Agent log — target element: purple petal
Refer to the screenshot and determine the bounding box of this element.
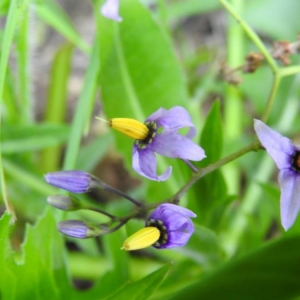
[254,119,294,169]
[146,106,196,138]
[146,108,167,123]
[167,231,193,247]
[100,0,122,22]
[149,204,196,220]
[279,169,300,230]
[132,145,172,181]
[149,130,206,161]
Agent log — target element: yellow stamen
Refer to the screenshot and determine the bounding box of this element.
[110,118,149,140]
[121,227,160,251]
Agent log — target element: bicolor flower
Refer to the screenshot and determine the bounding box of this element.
[100,0,122,22]
[109,106,206,181]
[122,203,196,250]
[44,170,99,193]
[254,119,300,230]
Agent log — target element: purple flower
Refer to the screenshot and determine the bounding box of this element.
[100,0,122,22]
[145,203,196,249]
[44,170,99,193]
[132,106,206,181]
[254,119,300,230]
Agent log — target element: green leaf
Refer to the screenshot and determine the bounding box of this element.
[63,37,100,170]
[0,209,75,299]
[1,123,70,154]
[0,213,17,300]
[41,43,74,171]
[98,0,189,198]
[170,235,300,300]
[15,209,71,299]
[166,0,220,20]
[107,264,170,300]
[177,224,225,270]
[76,133,114,172]
[34,0,89,53]
[245,0,300,40]
[189,101,227,225]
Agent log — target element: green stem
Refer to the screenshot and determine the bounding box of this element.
[218,0,279,74]
[169,141,259,203]
[92,142,259,235]
[223,0,244,194]
[279,65,300,78]
[261,74,281,122]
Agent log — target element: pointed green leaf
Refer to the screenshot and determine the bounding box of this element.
[189,101,227,225]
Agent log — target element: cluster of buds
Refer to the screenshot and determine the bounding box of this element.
[45,170,196,251]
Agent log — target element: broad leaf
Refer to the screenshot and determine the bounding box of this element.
[170,235,300,300]
[98,0,189,199]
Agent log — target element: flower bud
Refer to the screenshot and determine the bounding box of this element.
[57,220,108,238]
[47,195,81,211]
[44,171,99,193]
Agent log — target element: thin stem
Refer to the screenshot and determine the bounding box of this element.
[279,65,300,78]
[182,159,198,173]
[100,181,143,207]
[261,74,281,122]
[218,0,279,74]
[87,206,117,220]
[169,141,259,203]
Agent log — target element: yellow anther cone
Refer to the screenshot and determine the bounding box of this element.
[110,118,149,140]
[121,227,160,251]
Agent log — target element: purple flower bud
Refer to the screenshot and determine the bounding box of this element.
[57,220,89,238]
[145,203,196,249]
[44,171,99,193]
[57,220,109,239]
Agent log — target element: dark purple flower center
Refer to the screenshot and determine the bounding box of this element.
[135,121,157,149]
[292,151,300,171]
[146,218,168,248]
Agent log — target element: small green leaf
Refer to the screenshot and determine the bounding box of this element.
[189,101,227,225]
